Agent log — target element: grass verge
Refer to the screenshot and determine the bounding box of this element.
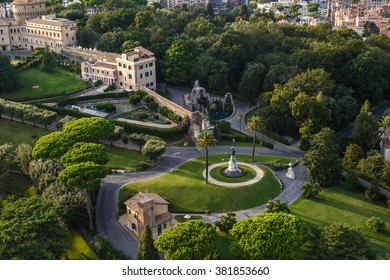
[290,187,390,254]
[1,67,90,101]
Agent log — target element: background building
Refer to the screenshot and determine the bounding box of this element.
[81,46,157,91]
[0,0,77,52]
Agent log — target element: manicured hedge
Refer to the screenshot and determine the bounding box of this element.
[113,119,186,138]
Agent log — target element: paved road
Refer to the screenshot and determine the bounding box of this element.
[96,86,308,259]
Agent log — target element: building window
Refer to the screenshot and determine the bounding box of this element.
[149,62,153,67]
[128,74,132,79]
[128,209,131,215]
[66,33,68,37]
[145,72,149,77]
[120,82,123,86]
[134,213,137,219]
[150,71,152,75]
[164,223,167,229]
[128,65,131,70]
[118,63,122,67]
[140,73,143,79]
[150,82,154,86]
[119,71,122,76]
[139,65,143,70]
[146,83,149,87]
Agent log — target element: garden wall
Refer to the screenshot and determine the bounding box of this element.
[138,85,204,136]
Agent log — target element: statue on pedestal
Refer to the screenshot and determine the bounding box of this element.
[285,162,295,179]
[225,147,242,177]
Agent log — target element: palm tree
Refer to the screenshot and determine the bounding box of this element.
[372,115,390,150]
[246,115,265,161]
[196,129,217,184]
[237,114,243,132]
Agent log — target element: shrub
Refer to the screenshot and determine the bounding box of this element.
[148,101,158,111]
[215,120,232,133]
[215,212,237,235]
[95,237,129,260]
[104,84,116,92]
[159,106,183,123]
[143,94,154,104]
[365,183,380,202]
[96,102,116,113]
[129,92,141,105]
[341,171,363,191]
[121,134,129,144]
[366,216,385,232]
[94,80,103,87]
[301,182,321,199]
[142,139,166,161]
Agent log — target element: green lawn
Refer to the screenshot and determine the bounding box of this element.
[106,146,151,171]
[1,67,90,101]
[119,154,289,213]
[0,118,49,146]
[62,231,99,260]
[210,165,257,183]
[217,231,235,260]
[290,187,390,254]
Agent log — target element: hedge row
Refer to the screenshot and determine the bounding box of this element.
[57,91,131,105]
[0,98,57,128]
[113,119,187,139]
[221,133,274,149]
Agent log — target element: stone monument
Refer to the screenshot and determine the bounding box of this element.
[285,162,295,179]
[224,147,242,177]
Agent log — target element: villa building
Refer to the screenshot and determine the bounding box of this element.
[0,0,76,52]
[123,192,173,240]
[80,46,157,91]
[379,127,390,161]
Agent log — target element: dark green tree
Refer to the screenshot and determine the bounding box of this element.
[58,161,109,232]
[137,224,160,260]
[342,143,364,170]
[238,62,266,100]
[362,21,380,38]
[0,196,68,259]
[215,212,237,235]
[301,182,321,199]
[364,182,381,202]
[42,183,87,228]
[0,55,17,93]
[40,44,56,72]
[353,100,378,151]
[317,223,372,260]
[154,220,218,260]
[28,158,63,193]
[265,199,291,213]
[302,128,342,187]
[163,39,199,84]
[357,154,384,181]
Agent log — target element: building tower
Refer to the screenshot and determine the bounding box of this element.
[12,0,46,24]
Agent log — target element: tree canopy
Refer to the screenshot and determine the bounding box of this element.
[0,55,17,93]
[230,212,306,259]
[154,220,218,260]
[0,196,68,259]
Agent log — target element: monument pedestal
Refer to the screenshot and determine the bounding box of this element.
[224,154,242,177]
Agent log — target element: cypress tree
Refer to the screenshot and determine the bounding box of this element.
[137,224,159,260]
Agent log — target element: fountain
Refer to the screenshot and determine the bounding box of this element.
[224,147,242,177]
[184,80,234,121]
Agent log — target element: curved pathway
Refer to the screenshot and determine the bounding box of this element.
[96,146,308,258]
[203,162,264,188]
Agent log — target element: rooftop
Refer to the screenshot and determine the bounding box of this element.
[27,15,75,27]
[124,192,169,212]
[118,46,155,62]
